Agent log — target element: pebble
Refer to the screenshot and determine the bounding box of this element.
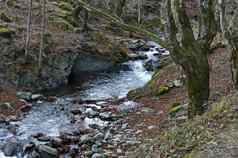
[91,153,104,158]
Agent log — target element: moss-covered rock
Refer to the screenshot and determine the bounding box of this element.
[156,84,169,96]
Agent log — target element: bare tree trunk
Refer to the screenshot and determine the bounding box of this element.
[137,0,141,24]
[39,0,46,69]
[83,9,89,31]
[25,0,33,58]
[221,0,238,88]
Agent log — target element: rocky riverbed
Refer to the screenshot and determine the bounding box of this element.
[0,41,170,158]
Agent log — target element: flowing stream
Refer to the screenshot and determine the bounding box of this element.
[0,43,164,157]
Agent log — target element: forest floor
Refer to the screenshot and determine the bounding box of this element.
[123,47,237,157]
[0,47,236,158]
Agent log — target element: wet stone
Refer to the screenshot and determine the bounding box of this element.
[51,138,63,147]
[94,132,104,141]
[91,144,102,153]
[37,145,58,158]
[80,134,95,145]
[2,137,20,157]
[86,108,99,118]
[91,153,104,158]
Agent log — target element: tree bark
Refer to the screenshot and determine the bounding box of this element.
[185,50,209,118]
[39,0,46,69]
[137,0,141,24]
[25,0,33,58]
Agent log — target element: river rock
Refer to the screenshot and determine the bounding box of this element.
[51,138,63,147]
[127,52,148,60]
[2,137,20,156]
[19,100,32,112]
[128,39,149,52]
[16,92,32,101]
[70,53,115,83]
[99,112,111,121]
[144,59,160,71]
[94,132,104,141]
[85,108,99,118]
[91,153,104,158]
[27,150,41,158]
[80,134,95,145]
[37,145,58,158]
[91,144,102,153]
[31,94,44,101]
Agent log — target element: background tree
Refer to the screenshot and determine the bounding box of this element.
[39,0,47,69]
[137,0,142,24]
[25,0,33,58]
[220,0,238,88]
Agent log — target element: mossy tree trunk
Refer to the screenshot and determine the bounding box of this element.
[166,0,216,118]
[185,51,209,117]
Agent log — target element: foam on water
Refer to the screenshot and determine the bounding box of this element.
[79,51,155,101]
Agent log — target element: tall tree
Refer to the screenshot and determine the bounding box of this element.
[77,0,217,118]
[220,0,238,88]
[137,0,142,24]
[166,0,217,118]
[39,0,46,68]
[25,0,33,58]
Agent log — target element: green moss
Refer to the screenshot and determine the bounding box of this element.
[127,88,147,100]
[156,85,169,96]
[0,12,12,23]
[0,25,14,38]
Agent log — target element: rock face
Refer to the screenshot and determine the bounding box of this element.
[0,34,129,91]
[0,36,77,91]
[70,54,114,83]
